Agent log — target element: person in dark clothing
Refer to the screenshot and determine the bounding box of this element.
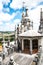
[17,40,21,52]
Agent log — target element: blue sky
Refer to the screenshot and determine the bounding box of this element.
[0,0,43,31]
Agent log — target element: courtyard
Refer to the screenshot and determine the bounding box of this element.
[3,52,35,65]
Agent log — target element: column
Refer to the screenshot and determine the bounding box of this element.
[8,36,10,46]
[2,33,5,42]
[30,39,32,54]
[2,34,5,51]
[38,39,41,50]
[22,39,24,51]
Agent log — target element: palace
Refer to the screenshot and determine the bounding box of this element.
[0,3,43,56]
[0,2,43,65]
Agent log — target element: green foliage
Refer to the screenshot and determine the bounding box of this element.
[0,43,2,46]
[5,38,8,41]
[0,38,3,41]
[10,37,14,42]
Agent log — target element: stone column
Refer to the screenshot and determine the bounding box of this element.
[22,39,24,51]
[8,36,10,46]
[30,39,32,54]
[38,39,41,50]
[2,33,5,42]
[41,37,43,51]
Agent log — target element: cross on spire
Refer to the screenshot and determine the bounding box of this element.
[22,2,25,11]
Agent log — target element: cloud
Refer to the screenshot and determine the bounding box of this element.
[10,0,43,9]
[0,22,3,25]
[0,0,43,31]
[0,12,16,22]
[10,0,23,9]
[5,22,15,31]
[3,7,10,13]
[0,0,5,11]
[2,0,10,5]
[0,23,14,31]
[0,19,21,31]
[0,3,3,11]
[28,5,43,31]
[0,0,14,22]
[14,19,21,25]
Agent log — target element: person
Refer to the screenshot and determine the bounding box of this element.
[8,56,14,65]
[3,52,5,60]
[33,55,39,65]
[18,40,21,52]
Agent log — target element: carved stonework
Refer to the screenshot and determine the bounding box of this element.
[39,8,43,34]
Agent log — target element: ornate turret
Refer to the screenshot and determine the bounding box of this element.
[20,2,33,32]
[38,8,43,34]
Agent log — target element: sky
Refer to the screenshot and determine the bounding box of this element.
[0,0,43,31]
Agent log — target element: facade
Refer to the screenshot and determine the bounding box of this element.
[15,5,33,50]
[15,5,43,54]
[19,30,41,54]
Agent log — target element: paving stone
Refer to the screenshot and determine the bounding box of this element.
[3,52,34,65]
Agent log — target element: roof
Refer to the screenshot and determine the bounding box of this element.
[19,30,41,38]
[0,33,14,39]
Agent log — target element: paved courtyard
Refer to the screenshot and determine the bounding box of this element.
[3,52,35,65]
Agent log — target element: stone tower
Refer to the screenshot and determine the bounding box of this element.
[20,2,32,33]
[39,8,43,34]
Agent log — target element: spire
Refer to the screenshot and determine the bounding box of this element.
[22,2,25,11]
[38,8,43,34]
[25,6,28,17]
[22,2,28,17]
[22,2,25,17]
[40,8,43,21]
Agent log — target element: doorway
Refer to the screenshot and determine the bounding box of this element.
[32,39,38,54]
[23,39,30,54]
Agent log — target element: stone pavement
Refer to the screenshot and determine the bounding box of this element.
[3,52,35,65]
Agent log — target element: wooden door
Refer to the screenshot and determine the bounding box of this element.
[32,39,38,54]
[23,39,30,54]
